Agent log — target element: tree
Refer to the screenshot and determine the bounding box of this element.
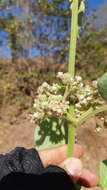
[0,0,35,62]
[31,0,71,62]
[0,0,107,70]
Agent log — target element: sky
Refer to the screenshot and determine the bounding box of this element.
[0,0,107,58]
[89,0,107,8]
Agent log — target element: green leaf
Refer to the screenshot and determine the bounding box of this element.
[78,0,85,14]
[70,0,85,38]
[34,118,67,150]
[99,160,107,190]
[77,0,85,37]
[97,73,107,101]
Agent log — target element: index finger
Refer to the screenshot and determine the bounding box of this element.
[39,144,84,167]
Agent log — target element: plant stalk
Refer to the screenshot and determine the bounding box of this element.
[78,105,107,126]
[67,105,107,128]
[68,0,79,157]
[68,0,79,76]
[67,105,76,157]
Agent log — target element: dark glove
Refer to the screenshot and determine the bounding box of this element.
[0,147,75,190]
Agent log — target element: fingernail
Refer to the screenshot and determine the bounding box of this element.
[65,158,83,182]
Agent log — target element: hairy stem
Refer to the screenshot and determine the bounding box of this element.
[67,0,79,157]
[68,0,79,76]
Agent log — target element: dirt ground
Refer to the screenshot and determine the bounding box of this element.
[0,105,107,190]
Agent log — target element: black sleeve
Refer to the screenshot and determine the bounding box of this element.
[0,147,75,190]
[0,147,44,180]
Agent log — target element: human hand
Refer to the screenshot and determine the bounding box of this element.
[39,144,99,187]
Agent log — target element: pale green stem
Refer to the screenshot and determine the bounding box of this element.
[67,0,79,157]
[68,124,76,156]
[67,106,76,157]
[66,105,107,127]
[68,0,79,76]
[78,105,107,126]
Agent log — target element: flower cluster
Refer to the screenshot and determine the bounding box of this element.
[31,72,105,123]
[31,80,69,123]
[74,80,104,118]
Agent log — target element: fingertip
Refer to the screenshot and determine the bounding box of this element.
[78,169,99,187]
[60,158,83,183]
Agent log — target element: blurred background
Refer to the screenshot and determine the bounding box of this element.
[0,1,107,189]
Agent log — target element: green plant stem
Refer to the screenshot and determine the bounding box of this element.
[67,0,79,157]
[68,0,79,76]
[67,106,76,157]
[66,105,107,128]
[78,105,107,126]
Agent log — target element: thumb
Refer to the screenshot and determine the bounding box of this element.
[59,157,83,183]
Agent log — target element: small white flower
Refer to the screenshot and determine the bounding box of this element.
[86,97,92,101]
[79,83,84,87]
[101,117,104,121]
[75,103,81,108]
[38,94,47,99]
[51,85,57,91]
[96,127,101,132]
[70,77,74,82]
[32,112,39,119]
[92,80,97,87]
[42,82,49,87]
[75,76,82,82]
[80,99,87,105]
[85,86,91,92]
[57,72,63,77]
[78,95,84,100]
[66,101,69,105]
[57,109,62,114]
[33,103,37,108]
